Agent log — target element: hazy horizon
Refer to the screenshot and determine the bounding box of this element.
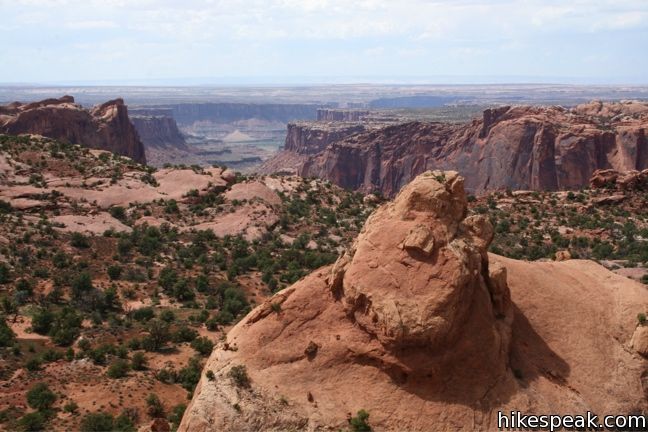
[1,0,647,85]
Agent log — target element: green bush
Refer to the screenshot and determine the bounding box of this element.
[107,265,123,281]
[0,317,16,347]
[109,206,126,221]
[26,382,57,411]
[146,393,164,418]
[70,232,90,248]
[228,365,250,388]
[0,262,11,284]
[107,359,130,379]
[0,200,12,214]
[190,337,214,357]
[350,409,372,432]
[130,307,155,322]
[131,352,147,370]
[80,412,115,432]
[18,412,45,432]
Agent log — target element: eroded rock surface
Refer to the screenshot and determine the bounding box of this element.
[264,101,648,197]
[180,171,648,431]
[0,96,146,163]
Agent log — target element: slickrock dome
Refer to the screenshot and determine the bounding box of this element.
[180,171,648,432]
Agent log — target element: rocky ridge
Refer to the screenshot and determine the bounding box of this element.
[0,96,146,164]
[263,101,648,197]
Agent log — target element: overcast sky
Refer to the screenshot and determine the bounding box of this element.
[1,0,647,84]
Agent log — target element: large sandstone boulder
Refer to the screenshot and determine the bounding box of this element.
[180,171,648,431]
[180,171,516,431]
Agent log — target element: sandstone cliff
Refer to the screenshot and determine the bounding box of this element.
[0,96,146,163]
[284,122,368,155]
[267,101,648,196]
[316,109,369,122]
[130,114,187,150]
[179,171,648,431]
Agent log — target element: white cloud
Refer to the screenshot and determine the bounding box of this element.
[65,20,118,29]
[0,0,647,82]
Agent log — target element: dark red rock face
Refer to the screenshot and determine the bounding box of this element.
[287,102,648,196]
[0,96,146,164]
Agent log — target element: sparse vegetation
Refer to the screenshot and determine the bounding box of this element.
[228,364,251,388]
[0,135,374,431]
[349,409,372,432]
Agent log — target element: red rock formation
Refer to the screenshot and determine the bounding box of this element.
[179,171,648,431]
[590,168,648,190]
[284,122,367,155]
[268,101,648,196]
[0,96,146,163]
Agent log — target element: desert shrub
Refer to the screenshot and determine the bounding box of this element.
[171,278,195,301]
[164,199,179,214]
[195,274,210,293]
[17,412,45,432]
[350,409,372,432]
[205,317,219,331]
[71,272,94,297]
[70,232,90,248]
[25,358,42,371]
[63,401,78,413]
[146,393,164,417]
[0,317,16,347]
[190,336,214,357]
[177,356,203,392]
[214,309,234,325]
[228,365,250,388]
[168,404,186,428]
[638,313,647,326]
[171,325,198,343]
[159,309,175,323]
[31,308,54,335]
[0,200,12,214]
[109,206,126,221]
[143,319,170,352]
[0,263,11,284]
[52,251,70,269]
[114,413,136,432]
[131,352,147,370]
[26,382,56,411]
[80,412,115,432]
[107,359,130,379]
[49,308,83,346]
[158,266,178,291]
[155,368,177,384]
[130,307,155,322]
[592,242,613,260]
[107,265,122,281]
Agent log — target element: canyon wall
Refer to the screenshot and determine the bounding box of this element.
[267,101,648,196]
[316,108,369,121]
[130,114,187,150]
[284,122,368,155]
[0,96,146,163]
